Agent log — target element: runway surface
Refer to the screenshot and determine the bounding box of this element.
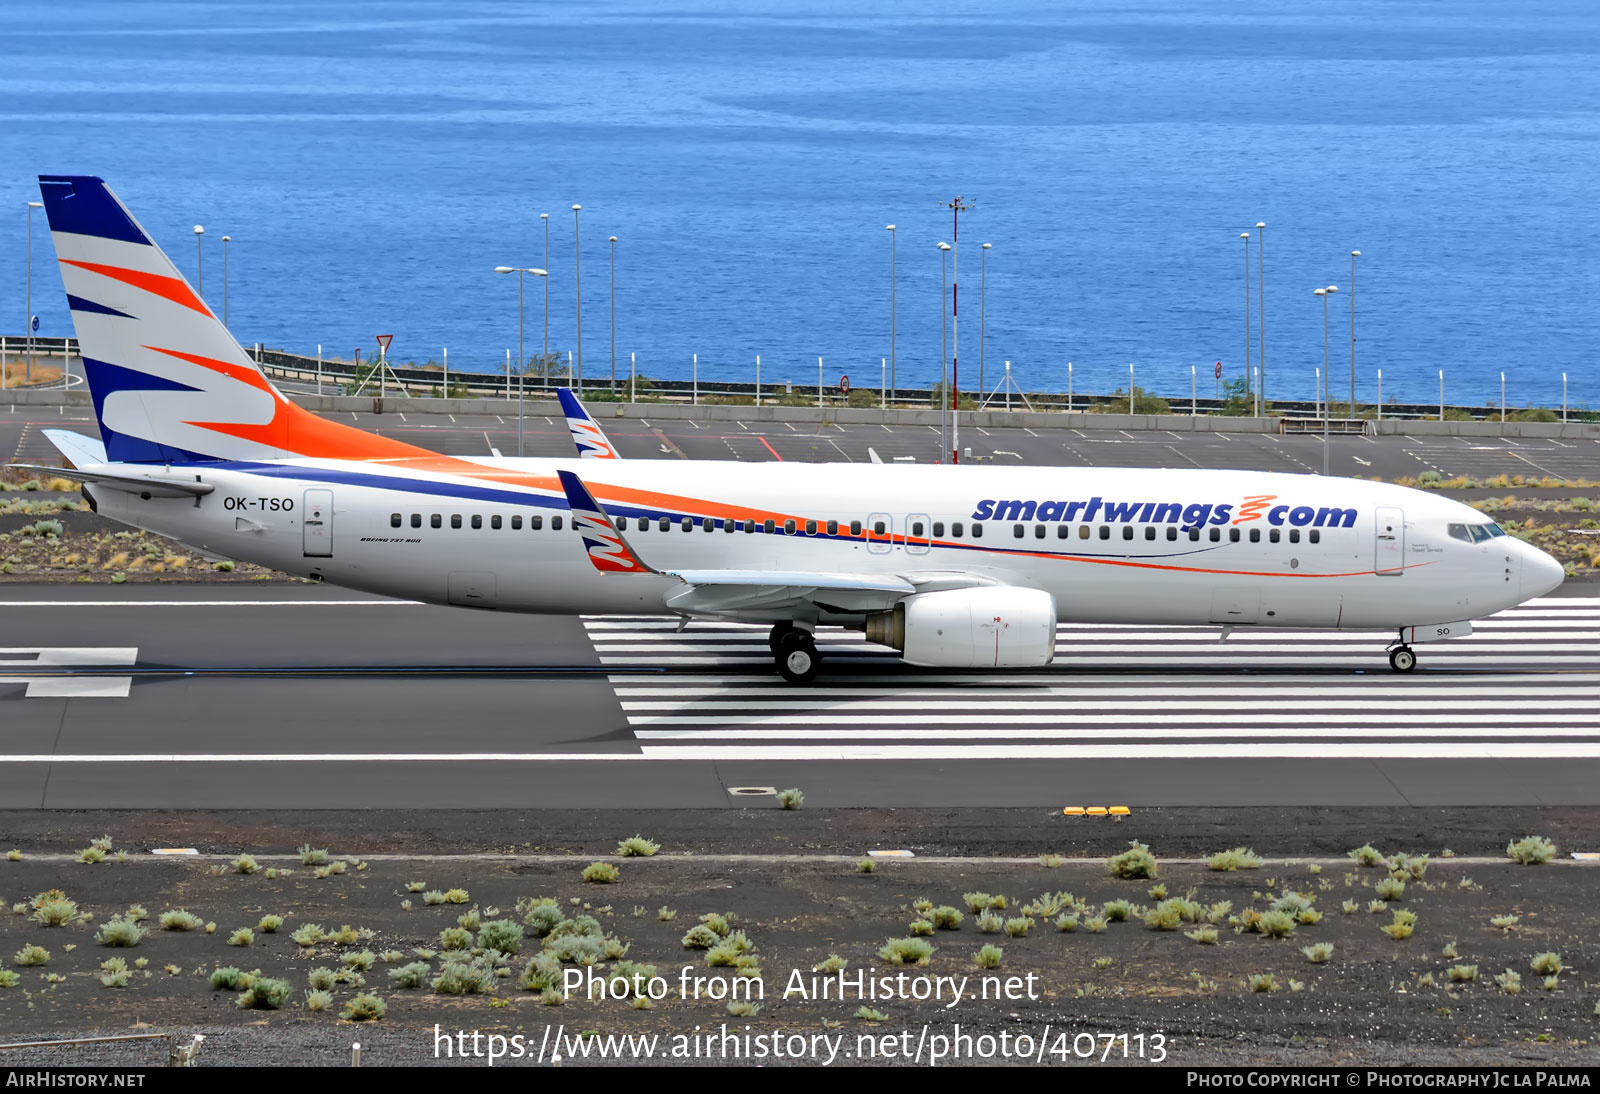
[7,402,1600,481]
[2,585,1597,809]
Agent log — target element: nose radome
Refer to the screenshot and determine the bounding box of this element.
[1522,541,1565,599]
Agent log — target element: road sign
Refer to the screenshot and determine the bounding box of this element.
[1214,361,1222,379]
[375,334,394,357]
[30,315,39,332]
[839,375,850,395]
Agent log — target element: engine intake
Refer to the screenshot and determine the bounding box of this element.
[866,587,1057,668]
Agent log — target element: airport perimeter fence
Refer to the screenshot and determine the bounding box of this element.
[3,335,1593,426]
[242,345,1592,426]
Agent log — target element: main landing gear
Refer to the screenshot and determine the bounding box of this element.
[770,622,821,684]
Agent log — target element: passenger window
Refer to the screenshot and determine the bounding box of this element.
[808,520,819,535]
[492,515,502,530]
[1058,525,1070,539]
[1145,527,1156,540]
[471,514,482,530]
[768,520,778,534]
[725,519,735,533]
[931,522,943,537]
[511,515,522,530]
[656,517,668,531]
[951,522,963,538]
[1228,527,1239,542]
[389,513,401,528]
[972,523,983,538]
[1189,528,1201,541]
[850,521,862,536]
[785,520,796,534]
[828,520,839,536]
[551,516,563,530]
[1308,529,1320,544]
[1289,529,1301,543]
[1269,528,1280,543]
[1079,526,1090,540]
[450,515,462,530]
[1099,526,1111,540]
[1123,526,1134,540]
[1208,527,1220,542]
[1249,528,1260,543]
[744,520,755,533]
[677,517,689,532]
[411,514,421,529]
[529,515,542,531]
[1035,525,1046,539]
[1013,524,1025,539]
[431,514,442,529]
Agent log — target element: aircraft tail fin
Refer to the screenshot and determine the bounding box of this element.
[556,469,656,574]
[557,387,621,459]
[37,175,429,464]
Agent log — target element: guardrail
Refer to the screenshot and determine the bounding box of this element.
[1279,417,1371,435]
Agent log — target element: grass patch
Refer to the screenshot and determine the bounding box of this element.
[1348,844,1385,867]
[13,945,49,967]
[342,992,386,1021]
[1448,964,1478,983]
[1491,915,1519,930]
[238,977,292,1009]
[1106,840,1158,879]
[228,928,254,947]
[777,788,804,810]
[1506,835,1557,864]
[1185,927,1219,945]
[257,915,283,933]
[582,862,620,884]
[231,854,259,875]
[878,937,934,966]
[95,918,145,947]
[304,989,332,1012]
[290,923,325,947]
[1530,952,1563,975]
[616,835,660,857]
[1380,910,1418,940]
[1248,973,1279,993]
[1207,847,1264,871]
[975,944,1003,969]
[1301,942,1334,964]
[1494,969,1522,994]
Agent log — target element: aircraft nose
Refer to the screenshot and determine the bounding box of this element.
[1521,541,1565,599]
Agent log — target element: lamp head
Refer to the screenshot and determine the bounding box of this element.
[222,235,230,242]
[1351,250,1361,257]
[193,225,204,235]
[982,242,992,249]
[494,266,515,274]
[26,201,42,209]
[1256,221,1265,229]
[937,242,951,250]
[540,213,548,220]
[885,224,895,231]
[609,235,617,243]
[1240,232,1249,239]
[571,204,582,211]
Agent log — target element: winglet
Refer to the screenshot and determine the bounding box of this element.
[557,388,621,459]
[556,470,655,574]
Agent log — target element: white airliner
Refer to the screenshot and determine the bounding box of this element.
[25,175,1564,682]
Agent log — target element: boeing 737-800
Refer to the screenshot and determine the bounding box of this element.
[23,176,1564,682]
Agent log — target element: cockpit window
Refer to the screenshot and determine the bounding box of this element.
[1450,521,1503,543]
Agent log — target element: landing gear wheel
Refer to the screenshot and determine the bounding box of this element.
[1389,646,1416,673]
[768,622,797,655]
[775,632,821,683]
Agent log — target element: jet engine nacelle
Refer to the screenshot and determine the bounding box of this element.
[865,587,1057,668]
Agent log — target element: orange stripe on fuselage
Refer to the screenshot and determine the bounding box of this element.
[59,259,209,315]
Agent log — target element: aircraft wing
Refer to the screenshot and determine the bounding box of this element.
[555,469,993,617]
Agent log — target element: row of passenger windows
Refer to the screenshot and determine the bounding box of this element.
[389,510,1319,545]
[1006,522,1320,544]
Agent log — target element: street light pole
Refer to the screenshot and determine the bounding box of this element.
[193,225,205,296]
[1256,222,1265,412]
[572,204,582,391]
[609,235,617,390]
[25,200,42,382]
[1349,250,1360,416]
[942,196,972,464]
[938,242,950,461]
[496,266,549,457]
[886,225,896,403]
[980,242,991,400]
[540,212,549,390]
[1316,285,1339,476]
[1241,232,1251,406]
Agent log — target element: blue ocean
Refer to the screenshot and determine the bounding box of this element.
[3,0,1597,409]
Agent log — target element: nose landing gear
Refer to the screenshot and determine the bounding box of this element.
[1386,632,1417,673]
